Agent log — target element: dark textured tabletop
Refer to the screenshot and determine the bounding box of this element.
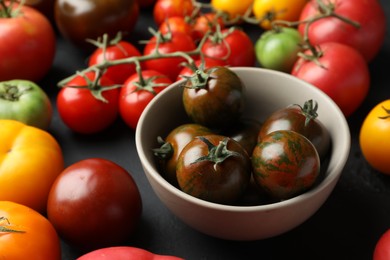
[40,1,390,259]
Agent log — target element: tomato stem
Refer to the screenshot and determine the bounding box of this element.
[0,217,25,233]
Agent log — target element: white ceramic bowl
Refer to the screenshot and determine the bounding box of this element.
[135,67,350,240]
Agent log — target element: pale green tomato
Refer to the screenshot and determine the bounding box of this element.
[255,27,303,73]
[0,80,52,129]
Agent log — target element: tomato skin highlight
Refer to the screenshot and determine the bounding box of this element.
[291,42,370,117]
[0,2,56,82]
[47,158,142,252]
[298,0,386,62]
[251,130,320,200]
[359,100,390,175]
[0,201,62,260]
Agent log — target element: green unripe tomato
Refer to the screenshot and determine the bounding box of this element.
[0,80,52,129]
[255,27,303,73]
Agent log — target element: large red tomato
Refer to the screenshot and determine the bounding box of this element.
[0,1,56,82]
[47,158,142,252]
[291,42,370,117]
[298,0,386,62]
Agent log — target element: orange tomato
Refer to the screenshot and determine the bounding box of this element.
[360,100,390,175]
[253,0,309,30]
[0,120,64,213]
[211,0,254,19]
[0,201,61,260]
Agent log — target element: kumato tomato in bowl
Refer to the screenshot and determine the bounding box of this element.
[135,67,350,240]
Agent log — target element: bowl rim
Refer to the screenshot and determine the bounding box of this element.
[136,67,351,213]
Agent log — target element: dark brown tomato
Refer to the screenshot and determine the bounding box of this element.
[223,118,262,156]
[258,100,330,159]
[251,130,321,200]
[25,0,55,21]
[54,0,139,50]
[153,123,213,186]
[182,66,245,129]
[176,134,251,204]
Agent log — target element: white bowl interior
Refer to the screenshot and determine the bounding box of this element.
[136,67,350,240]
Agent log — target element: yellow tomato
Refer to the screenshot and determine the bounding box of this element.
[360,100,390,175]
[0,120,64,213]
[0,201,61,260]
[211,0,254,19]
[253,0,309,30]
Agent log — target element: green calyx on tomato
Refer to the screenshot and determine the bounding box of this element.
[153,136,174,160]
[0,0,21,18]
[193,136,242,165]
[293,99,319,126]
[0,216,25,233]
[378,106,390,119]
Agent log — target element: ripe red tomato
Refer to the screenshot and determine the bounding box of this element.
[55,0,139,50]
[88,40,141,84]
[47,158,142,252]
[192,12,225,42]
[77,246,184,260]
[159,16,194,40]
[298,0,386,62]
[119,70,172,129]
[201,28,255,67]
[0,1,56,82]
[143,32,197,81]
[57,71,120,134]
[153,0,194,26]
[374,229,390,260]
[291,42,370,117]
[0,201,62,260]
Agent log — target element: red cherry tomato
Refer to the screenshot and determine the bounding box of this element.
[143,32,197,81]
[192,12,225,42]
[119,70,172,129]
[153,0,194,26]
[88,40,141,84]
[159,16,194,39]
[201,28,255,67]
[374,229,390,260]
[57,71,120,134]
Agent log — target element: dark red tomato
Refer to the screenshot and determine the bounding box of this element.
[251,130,320,200]
[143,32,197,81]
[57,71,119,134]
[374,229,390,260]
[291,42,370,117]
[258,100,330,159]
[298,0,386,62]
[47,158,142,253]
[159,16,194,40]
[0,2,56,82]
[153,123,214,186]
[176,57,227,81]
[192,12,225,42]
[77,246,184,260]
[183,66,245,129]
[55,0,139,50]
[153,0,194,26]
[176,135,251,204]
[88,40,141,84]
[119,70,172,130]
[201,28,255,67]
[223,118,262,156]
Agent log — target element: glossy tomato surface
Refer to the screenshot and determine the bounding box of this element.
[0,2,56,82]
[153,0,194,25]
[251,130,321,200]
[0,201,61,260]
[47,158,142,252]
[0,120,64,213]
[55,0,139,50]
[176,135,252,204]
